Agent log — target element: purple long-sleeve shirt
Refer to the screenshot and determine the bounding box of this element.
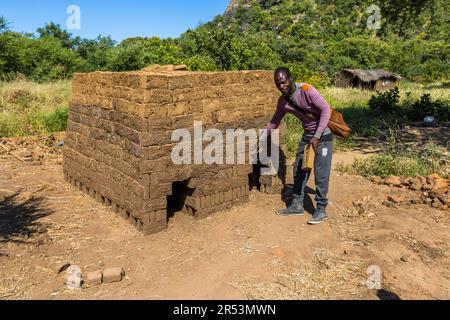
[266,83,332,139]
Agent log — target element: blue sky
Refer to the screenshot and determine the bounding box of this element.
[1,0,230,41]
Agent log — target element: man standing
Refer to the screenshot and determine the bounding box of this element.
[266,67,333,225]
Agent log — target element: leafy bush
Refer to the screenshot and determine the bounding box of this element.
[402,92,450,121]
[368,87,400,113]
[369,88,450,121]
[337,125,449,178]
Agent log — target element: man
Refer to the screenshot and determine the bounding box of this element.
[266,67,333,225]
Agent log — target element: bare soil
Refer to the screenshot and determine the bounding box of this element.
[0,136,449,300]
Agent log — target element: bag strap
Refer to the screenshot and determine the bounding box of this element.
[286,96,319,121]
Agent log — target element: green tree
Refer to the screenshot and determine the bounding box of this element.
[37,22,75,49]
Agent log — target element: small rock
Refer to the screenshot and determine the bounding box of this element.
[400,255,409,262]
[385,176,402,186]
[428,173,441,180]
[85,270,103,286]
[370,176,383,184]
[388,195,405,204]
[410,181,422,191]
[431,199,441,208]
[36,233,52,246]
[432,179,448,191]
[103,267,124,283]
[382,200,397,208]
[419,176,427,185]
[401,177,412,186]
[437,194,447,205]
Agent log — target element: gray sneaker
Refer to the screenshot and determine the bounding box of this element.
[308,206,329,225]
[276,202,305,216]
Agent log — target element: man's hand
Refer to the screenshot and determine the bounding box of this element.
[311,137,320,152]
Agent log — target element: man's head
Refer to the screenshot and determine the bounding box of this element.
[274,67,296,97]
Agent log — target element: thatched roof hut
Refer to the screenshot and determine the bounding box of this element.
[333,69,401,91]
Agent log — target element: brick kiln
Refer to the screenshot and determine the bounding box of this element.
[63,68,288,234]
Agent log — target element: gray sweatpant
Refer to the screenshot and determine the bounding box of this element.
[292,132,334,207]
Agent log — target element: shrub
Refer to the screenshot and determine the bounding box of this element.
[368,87,400,113]
[337,124,449,178]
[402,92,450,121]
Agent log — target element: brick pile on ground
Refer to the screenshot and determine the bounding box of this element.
[371,174,450,211]
[63,68,287,234]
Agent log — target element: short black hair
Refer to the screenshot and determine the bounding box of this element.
[274,67,292,79]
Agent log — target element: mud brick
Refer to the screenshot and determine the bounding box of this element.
[114,99,145,118]
[232,176,249,187]
[67,120,87,135]
[194,112,213,125]
[142,221,168,235]
[200,196,207,209]
[118,207,128,219]
[235,187,242,199]
[155,209,167,223]
[166,101,195,117]
[240,185,247,197]
[173,87,208,102]
[140,131,173,147]
[171,115,194,130]
[140,157,172,174]
[224,190,233,202]
[215,193,221,205]
[120,113,147,132]
[120,73,141,89]
[120,151,141,168]
[69,100,91,116]
[112,202,119,213]
[85,270,103,286]
[143,144,175,161]
[115,123,140,144]
[141,103,170,118]
[129,214,138,226]
[136,219,144,231]
[141,74,169,90]
[145,89,173,104]
[168,74,194,90]
[147,117,173,132]
[103,268,124,284]
[150,183,172,199]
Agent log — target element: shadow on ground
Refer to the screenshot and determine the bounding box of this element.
[377,289,402,300]
[0,195,53,246]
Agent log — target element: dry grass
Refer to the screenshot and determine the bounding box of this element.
[0,80,71,137]
[235,248,367,300]
[0,80,71,113]
[322,81,450,108]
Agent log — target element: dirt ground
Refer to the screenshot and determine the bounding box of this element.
[0,135,449,300]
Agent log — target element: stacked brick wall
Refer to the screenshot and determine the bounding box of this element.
[63,70,287,234]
